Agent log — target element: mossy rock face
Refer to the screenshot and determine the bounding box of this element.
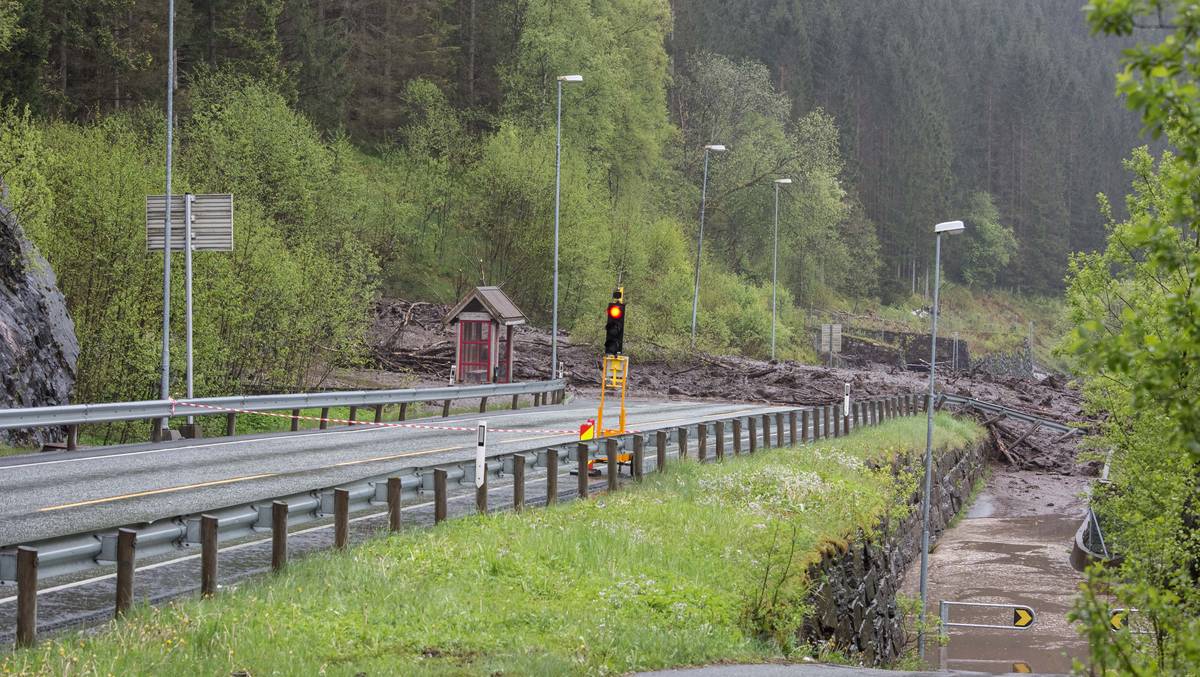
[0,205,77,446]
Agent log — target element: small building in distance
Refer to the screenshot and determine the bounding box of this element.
[442,286,527,384]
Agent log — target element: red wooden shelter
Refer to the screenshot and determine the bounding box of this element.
[442,286,527,384]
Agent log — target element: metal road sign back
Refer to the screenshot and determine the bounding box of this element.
[146,194,233,251]
[831,324,842,353]
[820,324,831,352]
[820,323,843,353]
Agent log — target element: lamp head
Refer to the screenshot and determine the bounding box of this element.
[557,74,583,83]
[703,144,727,152]
[774,178,792,185]
[934,220,965,235]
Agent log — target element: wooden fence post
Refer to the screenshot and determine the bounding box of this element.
[776,413,786,447]
[762,414,771,448]
[715,421,725,461]
[801,410,810,444]
[442,400,451,417]
[677,427,688,459]
[606,439,619,492]
[656,430,667,472]
[789,411,798,446]
[398,402,408,421]
[225,413,236,437]
[319,408,329,430]
[334,488,349,549]
[374,405,384,424]
[479,397,488,414]
[577,443,590,499]
[546,450,559,505]
[433,470,448,524]
[633,435,645,480]
[697,424,708,462]
[115,528,136,617]
[16,546,37,648]
[347,405,358,425]
[513,454,525,511]
[832,406,841,438]
[511,394,519,410]
[290,409,301,431]
[271,501,288,571]
[733,418,743,455]
[201,515,218,597]
[749,417,758,453]
[387,477,402,532]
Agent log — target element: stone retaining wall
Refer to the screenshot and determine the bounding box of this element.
[801,437,988,665]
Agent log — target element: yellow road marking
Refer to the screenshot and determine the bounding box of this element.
[38,474,279,512]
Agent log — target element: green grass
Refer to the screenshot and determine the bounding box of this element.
[1,414,981,676]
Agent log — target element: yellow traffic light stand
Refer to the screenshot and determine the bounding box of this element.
[596,354,628,437]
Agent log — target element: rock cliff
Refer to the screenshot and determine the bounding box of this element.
[0,204,78,446]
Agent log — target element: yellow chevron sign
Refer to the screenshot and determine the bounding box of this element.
[1012,662,1033,673]
[1013,607,1034,628]
[1110,609,1129,631]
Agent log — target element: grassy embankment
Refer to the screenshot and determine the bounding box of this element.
[2,414,981,676]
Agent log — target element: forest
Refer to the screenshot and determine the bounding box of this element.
[0,0,1142,406]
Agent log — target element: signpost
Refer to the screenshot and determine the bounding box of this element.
[147,193,233,437]
[476,422,487,489]
[939,600,1038,637]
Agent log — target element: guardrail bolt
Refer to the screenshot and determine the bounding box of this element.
[576,443,590,499]
[434,470,448,524]
[334,488,350,549]
[271,501,288,571]
[513,454,525,511]
[387,477,402,531]
[16,546,37,648]
[201,514,218,597]
[546,449,559,505]
[115,528,136,617]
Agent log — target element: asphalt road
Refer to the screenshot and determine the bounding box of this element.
[0,398,791,546]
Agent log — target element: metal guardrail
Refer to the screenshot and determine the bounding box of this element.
[938,392,1079,435]
[0,406,817,582]
[0,380,568,431]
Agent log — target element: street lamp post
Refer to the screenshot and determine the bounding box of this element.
[918,219,965,660]
[771,178,792,360]
[551,74,582,378]
[158,0,175,438]
[690,143,726,347]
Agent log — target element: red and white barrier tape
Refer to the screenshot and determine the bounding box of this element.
[170,399,578,435]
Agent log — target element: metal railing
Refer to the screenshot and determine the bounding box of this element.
[0,380,568,434]
[938,392,1079,435]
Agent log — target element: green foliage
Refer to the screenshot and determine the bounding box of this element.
[956,191,1017,287]
[0,415,982,675]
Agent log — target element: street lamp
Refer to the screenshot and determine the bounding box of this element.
[771,178,792,360]
[690,143,727,346]
[551,74,582,378]
[918,219,965,660]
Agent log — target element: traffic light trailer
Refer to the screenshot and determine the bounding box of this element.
[580,287,633,475]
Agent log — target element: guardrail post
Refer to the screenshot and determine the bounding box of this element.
[66,424,78,451]
[290,409,300,431]
[271,501,288,571]
[762,414,771,448]
[374,405,384,424]
[749,417,758,453]
[677,427,688,459]
[476,465,488,515]
[511,394,519,410]
[656,430,667,471]
[697,424,708,462]
[513,454,525,511]
[533,393,541,407]
[789,412,797,446]
[733,418,742,455]
[387,477,402,531]
[843,409,850,436]
[442,400,451,417]
[834,406,842,438]
[479,397,488,414]
[853,403,860,429]
[16,546,37,648]
[225,413,236,437]
[399,402,408,421]
[776,413,785,447]
[348,405,358,425]
[201,514,218,597]
[801,410,809,444]
[633,435,645,480]
[715,421,725,460]
[319,408,329,430]
[825,406,833,438]
[434,469,448,523]
[115,528,136,617]
[607,439,619,491]
[577,443,589,499]
[334,488,349,549]
[546,449,559,505]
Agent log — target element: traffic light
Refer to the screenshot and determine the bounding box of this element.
[604,288,625,355]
